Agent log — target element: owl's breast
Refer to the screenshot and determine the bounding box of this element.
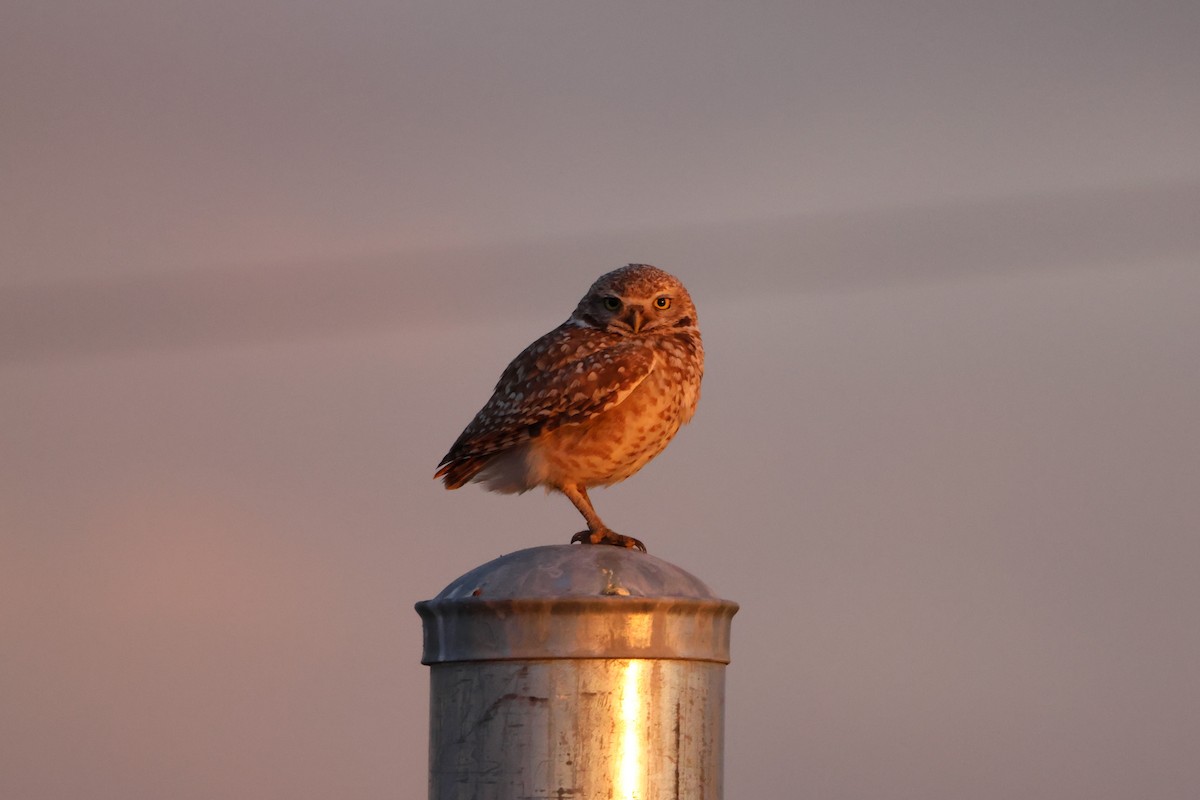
[530,333,702,488]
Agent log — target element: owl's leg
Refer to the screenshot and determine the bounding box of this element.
[562,484,646,552]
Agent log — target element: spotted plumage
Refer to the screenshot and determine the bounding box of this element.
[435,264,704,552]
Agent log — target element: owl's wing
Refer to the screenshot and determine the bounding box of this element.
[438,333,655,465]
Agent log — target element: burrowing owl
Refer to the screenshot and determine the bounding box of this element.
[435,264,703,552]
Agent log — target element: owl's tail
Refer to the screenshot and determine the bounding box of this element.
[434,455,491,490]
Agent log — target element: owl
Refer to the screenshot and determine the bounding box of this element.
[435,264,704,552]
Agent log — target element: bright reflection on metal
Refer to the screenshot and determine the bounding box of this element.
[617,660,644,799]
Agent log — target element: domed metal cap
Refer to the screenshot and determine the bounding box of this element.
[416,545,738,664]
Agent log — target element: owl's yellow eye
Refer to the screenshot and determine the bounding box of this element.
[602,296,622,311]
[654,296,671,310]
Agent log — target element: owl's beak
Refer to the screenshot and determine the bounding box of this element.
[623,305,644,333]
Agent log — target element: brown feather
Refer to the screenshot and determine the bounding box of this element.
[434,455,493,490]
[436,323,654,467]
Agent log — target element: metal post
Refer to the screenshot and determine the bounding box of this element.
[416,544,738,800]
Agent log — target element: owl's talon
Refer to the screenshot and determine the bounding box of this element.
[570,529,647,553]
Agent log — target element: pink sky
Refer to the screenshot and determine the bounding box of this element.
[3,3,1199,798]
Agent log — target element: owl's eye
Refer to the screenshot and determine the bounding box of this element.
[654,296,671,310]
[602,296,622,311]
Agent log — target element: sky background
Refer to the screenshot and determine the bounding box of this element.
[3,2,1199,798]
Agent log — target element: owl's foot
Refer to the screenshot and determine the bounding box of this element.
[570,528,647,553]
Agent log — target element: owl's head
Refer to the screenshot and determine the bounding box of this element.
[572,264,698,336]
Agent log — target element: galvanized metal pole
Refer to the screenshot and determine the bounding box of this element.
[416,544,738,800]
